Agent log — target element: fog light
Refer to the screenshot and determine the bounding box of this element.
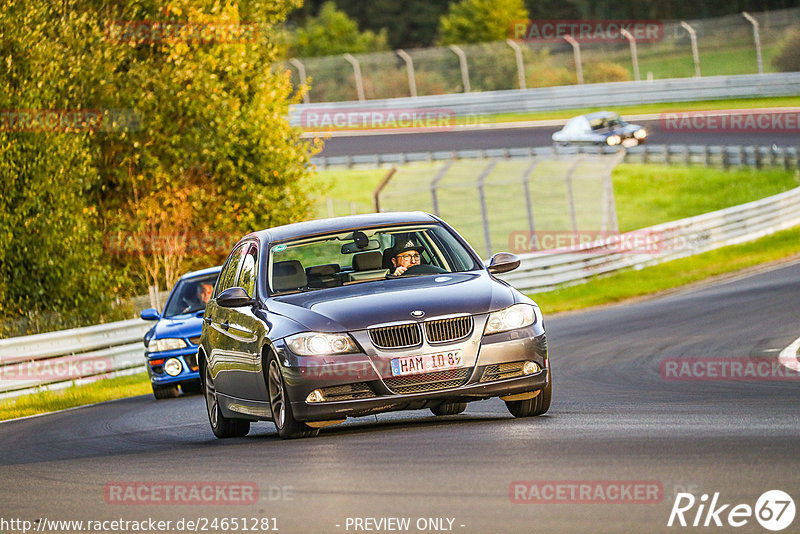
[522,361,541,375]
[306,389,325,403]
[164,358,182,377]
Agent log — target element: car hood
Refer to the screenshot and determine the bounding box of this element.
[267,272,516,333]
[148,315,204,341]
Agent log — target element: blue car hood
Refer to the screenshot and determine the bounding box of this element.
[146,314,204,342]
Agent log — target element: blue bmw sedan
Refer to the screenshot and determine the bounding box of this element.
[141,266,222,399]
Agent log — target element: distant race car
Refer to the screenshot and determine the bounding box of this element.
[552,111,647,147]
[141,266,222,399]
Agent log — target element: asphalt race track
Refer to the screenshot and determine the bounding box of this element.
[2,260,799,533]
[319,120,800,156]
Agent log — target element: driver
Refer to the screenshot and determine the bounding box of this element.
[389,238,424,276]
[183,282,214,313]
[197,282,213,304]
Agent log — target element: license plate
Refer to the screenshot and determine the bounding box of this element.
[391,349,463,377]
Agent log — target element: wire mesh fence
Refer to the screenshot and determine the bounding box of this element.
[280,8,800,103]
[377,155,622,257]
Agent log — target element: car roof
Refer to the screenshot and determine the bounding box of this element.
[179,265,222,280]
[243,212,440,245]
[584,111,620,120]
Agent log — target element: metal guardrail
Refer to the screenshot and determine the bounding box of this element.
[290,73,800,124]
[312,144,800,169]
[496,185,800,293]
[0,319,150,399]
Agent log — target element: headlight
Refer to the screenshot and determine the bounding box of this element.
[285,332,359,356]
[634,128,647,140]
[163,358,183,376]
[606,135,622,146]
[484,304,536,335]
[153,338,187,352]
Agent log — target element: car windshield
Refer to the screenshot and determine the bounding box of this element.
[589,113,624,131]
[268,224,481,294]
[162,273,219,317]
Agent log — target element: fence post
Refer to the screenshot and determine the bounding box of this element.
[521,160,540,247]
[505,39,527,90]
[448,45,471,93]
[742,12,763,75]
[477,160,498,256]
[680,22,701,77]
[620,28,640,82]
[430,161,454,216]
[288,58,311,104]
[563,35,583,84]
[373,167,397,212]
[564,157,582,233]
[396,49,418,98]
[343,53,366,102]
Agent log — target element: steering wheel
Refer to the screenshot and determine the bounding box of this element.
[402,264,447,276]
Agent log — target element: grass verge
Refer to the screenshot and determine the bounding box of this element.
[531,226,800,314]
[0,372,151,422]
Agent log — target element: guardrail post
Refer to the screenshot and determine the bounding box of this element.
[505,39,527,90]
[396,49,418,98]
[680,22,701,77]
[620,28,640,82]
[448,45,471,93]
[430,161,454,216]
[742,12,763,75]
[288,58,311,104]
[477,160,498,256]
[343,53,366,102]
[563,35,584,84]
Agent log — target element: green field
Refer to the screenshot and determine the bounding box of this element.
[0,372,152,421]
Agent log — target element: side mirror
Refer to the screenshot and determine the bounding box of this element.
[217,287,255,308]
[140,308,161,321]
[487,252,521,274]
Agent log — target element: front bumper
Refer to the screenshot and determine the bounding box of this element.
[278,328,548,422]
[145,348,201,386]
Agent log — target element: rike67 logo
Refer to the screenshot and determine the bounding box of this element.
[668,490,795,531]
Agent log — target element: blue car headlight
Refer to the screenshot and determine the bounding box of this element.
[285,332,359,356]
[152,338,188,352]
[484,304,537,335]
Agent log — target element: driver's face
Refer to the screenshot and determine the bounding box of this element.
[393,251,421,267]
[198,283,213,303]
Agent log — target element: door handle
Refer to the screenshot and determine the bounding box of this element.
[203,317,212,325]
[221,321,230,331]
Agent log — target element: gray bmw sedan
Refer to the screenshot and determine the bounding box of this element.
[199,212,550,439]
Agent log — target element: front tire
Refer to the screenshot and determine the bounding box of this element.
[152,384,179,400]
[430,402,467,416]
[505,373,552,417]
[203,362,250,438]
[267,357,319,439]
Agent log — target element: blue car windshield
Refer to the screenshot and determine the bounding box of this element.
[163,273,219,317]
